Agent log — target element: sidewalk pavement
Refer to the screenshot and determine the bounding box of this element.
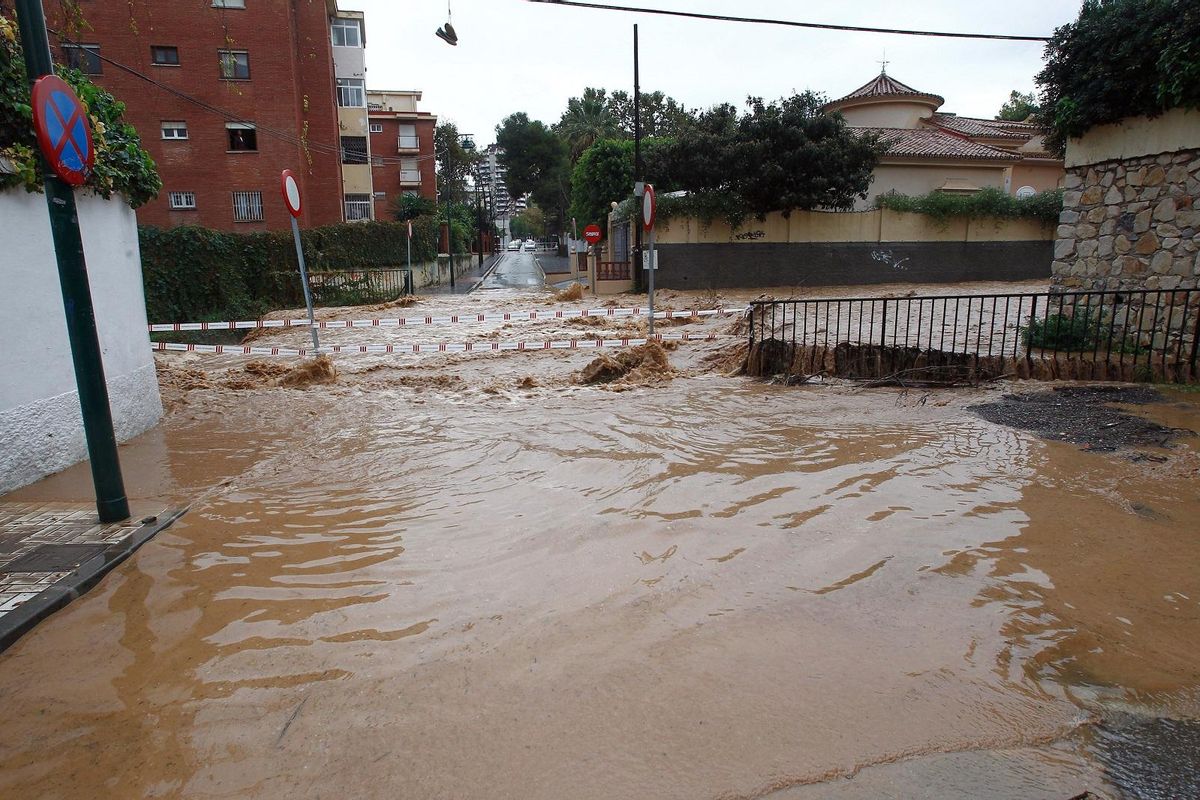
[0,502,185,652]
[423,254,502,295]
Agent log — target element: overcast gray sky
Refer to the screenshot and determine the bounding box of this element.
[358,0,1083,146]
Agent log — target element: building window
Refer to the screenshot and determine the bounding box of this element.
[340,136,368,165]
[61,44,101,74]
[331,18,363,48]
[369,122,383,133]
[212,0,245,7]
[168,191,196,210]
[336,78,365,108]
[218,49,250,80]
[232,191,264,222]
[397,124,418,150]
[150,45,180,66]
[161,121,189,140]
[399,158,420,184]
[225,123,257,152]
[344,194,372,221]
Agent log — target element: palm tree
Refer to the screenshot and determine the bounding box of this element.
[556,87,619,162]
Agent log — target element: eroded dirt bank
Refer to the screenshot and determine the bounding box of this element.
[2,283,1199,799]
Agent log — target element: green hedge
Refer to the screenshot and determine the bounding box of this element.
[140,217,441,323]
[874,187,1063,224]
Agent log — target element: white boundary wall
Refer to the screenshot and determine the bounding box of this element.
[1,189,162,494]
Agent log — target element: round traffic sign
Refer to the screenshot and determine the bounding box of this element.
[642,183,656,232]
[30,75,94,187]
[280,170,303,218]
[583,224,602,244]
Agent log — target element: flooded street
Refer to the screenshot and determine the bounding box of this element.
[2,285,1199,799]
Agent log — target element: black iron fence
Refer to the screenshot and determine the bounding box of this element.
[748,288,1200,384]
[308,268,413,306]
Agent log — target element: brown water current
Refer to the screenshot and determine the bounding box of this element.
[2,373,1199,799]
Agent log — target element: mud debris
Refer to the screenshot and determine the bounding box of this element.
[554,283,585,302]
[278,355,337,389]
[972,386,1191,452]
[579,342,673,387]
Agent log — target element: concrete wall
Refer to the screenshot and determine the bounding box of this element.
[858,163,1009,210]
[656,208,1053,245]
[1064,108,1200,169]
[1,191,163,494]
[838,102,935,128]
[653,241,1051,290]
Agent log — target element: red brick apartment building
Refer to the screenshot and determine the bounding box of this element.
[367,90,438,221]
[41,0,363,231]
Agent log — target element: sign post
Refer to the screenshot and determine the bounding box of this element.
[642,183,657,335]
[20,0,129,523]
[280,170,320,352]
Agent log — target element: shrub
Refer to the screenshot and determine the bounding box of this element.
[1023,308,1144,354]
[0,12,160,206]
[140,217,442,323]
[875,187,1063,224]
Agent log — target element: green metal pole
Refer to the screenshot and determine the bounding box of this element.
[16,0,129,522]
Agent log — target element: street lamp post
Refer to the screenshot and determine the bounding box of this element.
[442,131,474,291]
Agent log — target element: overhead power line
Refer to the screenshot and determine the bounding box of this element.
[524,0,1051,42]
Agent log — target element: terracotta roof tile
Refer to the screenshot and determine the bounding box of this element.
[928,113,1032,139]
[826,73,944,108]
[864,128,1022,162]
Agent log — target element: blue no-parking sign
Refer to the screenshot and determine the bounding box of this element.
[31,74,94,186]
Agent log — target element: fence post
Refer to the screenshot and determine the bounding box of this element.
[1190,293,1200,381]
[1026,295,1038,368]
[879,299,888,350]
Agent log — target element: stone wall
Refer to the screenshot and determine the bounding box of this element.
[1053,150,1200,291]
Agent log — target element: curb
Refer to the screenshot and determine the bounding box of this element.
[0,507,188,654]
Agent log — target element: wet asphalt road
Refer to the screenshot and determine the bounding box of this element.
[478,250,546,290]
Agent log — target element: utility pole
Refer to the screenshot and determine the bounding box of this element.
[633,24,643,293]
[444,137,456,291]
[16,0,129,523]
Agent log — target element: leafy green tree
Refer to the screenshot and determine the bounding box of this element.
[1036,0,1200,155]
[556,87,619,161]
[996,90,1040,121]
[656,93,882,219]
[495,112,571,238]
[608,90,694,139]
[569,138,674,228]
[390,192,436,221]
[435,121,481,207]
[510,206,545,240]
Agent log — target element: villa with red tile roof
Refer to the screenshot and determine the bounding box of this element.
[823,71,1064,209]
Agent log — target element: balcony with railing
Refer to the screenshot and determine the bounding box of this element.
[399,168,421,185]
[397,135,420,151]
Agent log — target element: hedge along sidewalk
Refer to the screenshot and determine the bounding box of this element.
[140,218,444,326]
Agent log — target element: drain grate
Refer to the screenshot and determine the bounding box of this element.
[0,544,109,574]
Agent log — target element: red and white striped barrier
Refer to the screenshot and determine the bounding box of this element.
[148,305,746,332]
[152,332,737,357]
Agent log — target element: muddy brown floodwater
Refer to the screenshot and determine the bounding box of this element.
[2,285,1200,799]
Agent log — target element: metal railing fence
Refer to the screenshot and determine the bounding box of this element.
[748,288,1200,383]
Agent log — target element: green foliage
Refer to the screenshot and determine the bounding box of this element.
[569,137,676,228]
[495,111,570,226]
[996,90,1040,121]
[0,12,160,206]
[555,87,619,161]
[391,192,435,221]
[1036,0,1200,154]
[510,206,544,240]
[875,187,1064,224]
[607,89,694,139]
[139,217,442,323]
[1023,309,1143,354]
[435,121,481,206]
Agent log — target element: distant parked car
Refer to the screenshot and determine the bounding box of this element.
[507,240,521,251]
[524,239,537,251]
